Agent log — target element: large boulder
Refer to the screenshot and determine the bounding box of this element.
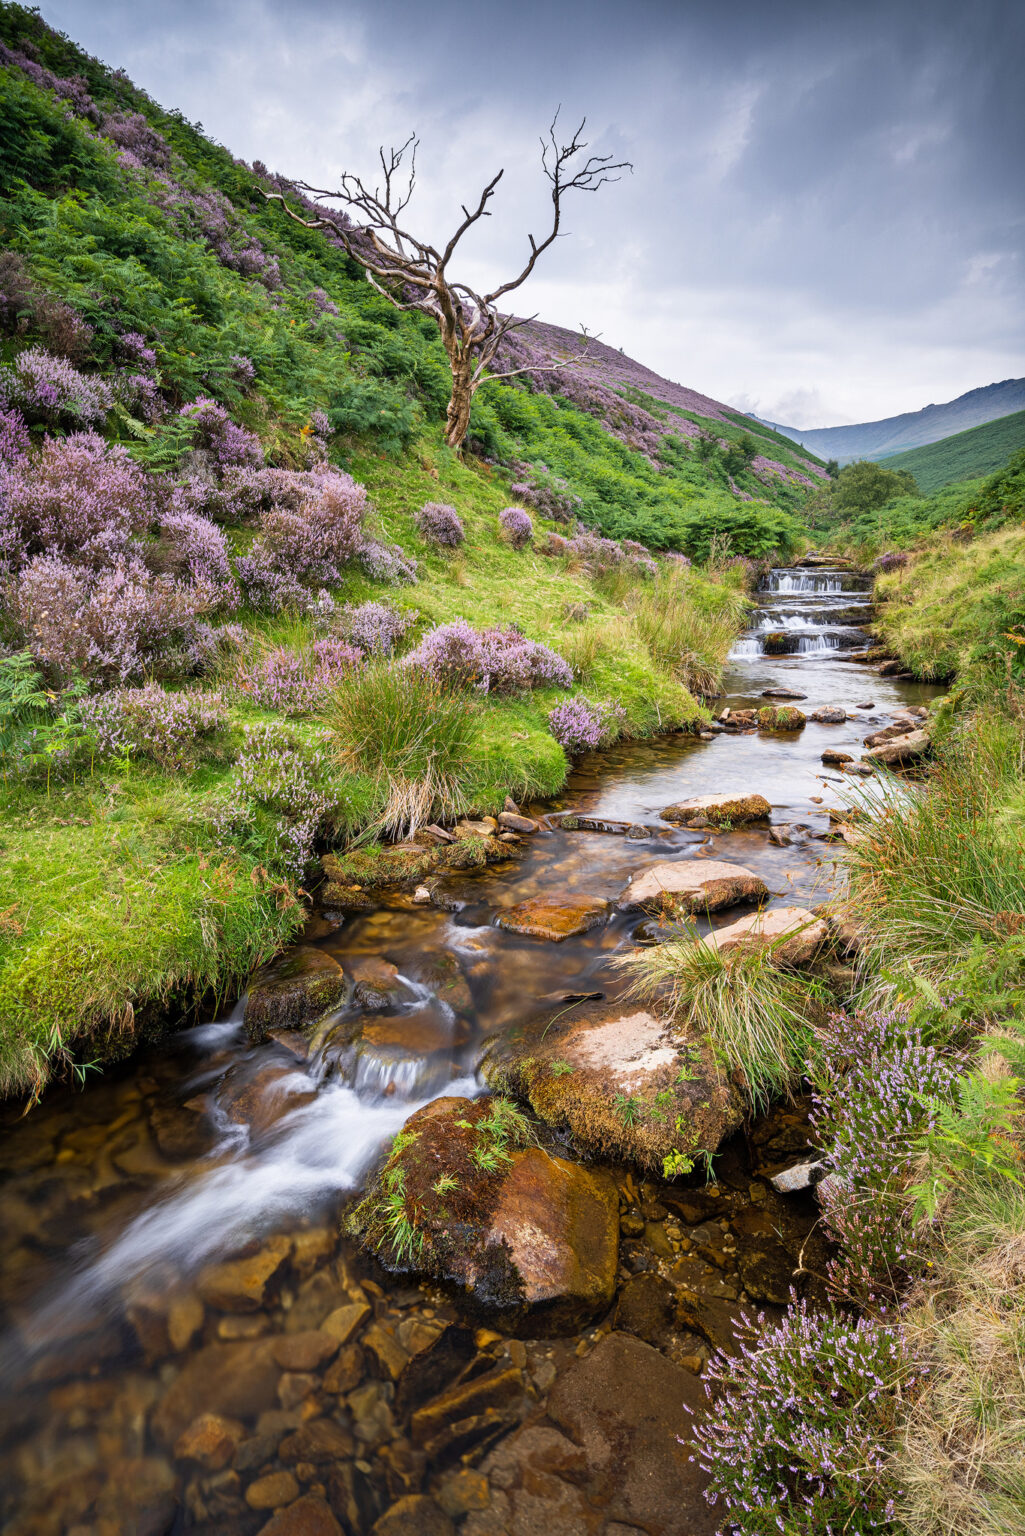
[495,894,610,941]
[619,859,768,914]
[659,792,771,827]
[245,947,346,1042]
[348,1097,618,1329]
[481,998,744,1171]
[758,704,806,730]
[810,706,847,723]
[701,905,828,966]
[863,728,930,766]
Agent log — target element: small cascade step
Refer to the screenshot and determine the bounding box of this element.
[731,564,872,659]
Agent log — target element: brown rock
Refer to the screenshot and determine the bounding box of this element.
[197,1235,292,1312]
[279,1417,355,1464]
[348,956,403,1008]
[174,1412,244,1470]
[437,1468,491,1517]
[152,1339,282,1445]
[278,1370,318,1410]
[863,728,930,765]
[498,811,539,833]
[810,706,847,723]
[245,947,346,1041]
[167,1292,204,1353]
[362,1322,411,1381]
[618,859,768,913]
[321,1302,370,1345]
[495,894,610,941]
[272,1330,339,1372]
[410,1364,525,1447]
[360,1010,461,1054]
[247,1471,300,1510]
[372,1495,455,1536]
[821,749,854,766]
[149,1101,215,1160]
[660,792,771,826]
[257,1493,342,1536]
[221,1065,317,1135]
[323,1343,364,1395]
[701,905,828,966]
[758,705,806,731]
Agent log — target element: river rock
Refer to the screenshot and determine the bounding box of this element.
[618,859,768,914]
[702,905,828,966]
[559,813,633,834]
[659,792,771,826]
[464,1333,715,1536]
[495,894,610,941]
[863,728,930,766]
[348,956,404,1009]
[372,1495,455,1536]
[245,948,346,1042]
[196,1235,293,1312]
[761,687,807,699]
[220,1064,318,1135]
[481,998,744,1171]
[413,950,473,1016]
[152,1338,283,1444]
[498,811,539,834]
[810,706,847,723]
[247,1471,300,1509]
[351,1097,618,1327]
[174,1412,245,1470]
[758,705,807,731]
[257,1495,343,1536]
[821,749,854,766]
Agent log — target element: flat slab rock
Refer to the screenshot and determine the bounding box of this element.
[863,728,930,765]
[702,905,828,966]
[619,858,768,913]
[659,792,771,826]
[481,998,744,1171]
[495,894,610,941]
[463,1332,715,1536]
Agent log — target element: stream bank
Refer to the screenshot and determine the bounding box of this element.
[0,562,942,1535]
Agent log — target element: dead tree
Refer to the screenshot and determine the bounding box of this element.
[264,116,630,450]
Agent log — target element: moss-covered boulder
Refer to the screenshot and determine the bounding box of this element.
[480,999,744,1172]
[757,705,807,731]
[244,947,346,1042]
[349,1097,618,1329]
[659,793,771,827]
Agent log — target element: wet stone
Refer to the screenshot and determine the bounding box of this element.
[372,1494,455,1536]
[197,1235,292,1312]
[494,894,610,941]
[174,1412,245,1471]
[272,1331,339,1372]
[322,1301,370,1345]
[256,1493,343,1536]
[659,792,771,826]
[247,1470,300,1509]
[618,859,768,914]
[279,1418,355,1464]
[245,947,346,1042]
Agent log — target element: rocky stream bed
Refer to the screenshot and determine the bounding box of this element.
[0,564,941,1536]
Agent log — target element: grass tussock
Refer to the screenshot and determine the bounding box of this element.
[618,932,824,1112]
[895,1173,1025,1536]
[627,565,748,695]
[324,662,482,836]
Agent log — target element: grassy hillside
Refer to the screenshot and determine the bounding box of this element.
[874,407,1025,491]
[0,4,781,1096]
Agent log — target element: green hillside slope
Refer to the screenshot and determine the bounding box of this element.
[874,408,1025,491]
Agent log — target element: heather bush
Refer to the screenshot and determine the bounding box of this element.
[498,505,533,548]
[0,346,111,429]
[0,433,154,572]
[404,620,573,694]
[235,638,363,715]
[236,468,368,608]
[691,1298,919,1535]
[0,407,30,465]
[508,464,581,522]
[221,723,339,880]
[547,695,624,752]
[415,501,465,547]
[337,601,418,656]
[100,111,172,171]
[13,554,212,686]
[180,397,264,470]
[116,332,158,371]
[358,539,419,585]
[156,505,234,595]
[812,1008,962,1303]
[0,251,95,364]
[79,683,223,770]
[538,530,572,558]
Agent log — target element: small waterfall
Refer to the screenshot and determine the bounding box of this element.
[731,565,871,659]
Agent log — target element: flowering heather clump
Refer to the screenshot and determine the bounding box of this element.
[691,1298,919,1535]
[117,332,158,371]
[547,695,625,752]
[405,621,573,694]
[229,354,256,388]
[80,683,223,770]
[0,407,30,465]
[359,539,419,585]
[0,346,112,429]
[113,370,163,422]
[812,1008,961,1302]
[571,528,626,571]
[664,550,692,567]
[100,111,172,171]
[236,639,363,715]
[225,723,337,880]
[415,501,465,547]
[236,468,368,608]
[498,505,533,549]
[0,40,100,121]
[157,506,234,595]
[308,287,340,316]
[538,530,571,558]
[0,433,153,571]
[14,554,212,686]
[872,551,910,574]
[310,408,332,440]
[508,465,581,522]
[338,601,417,656]
[179,397,264,469]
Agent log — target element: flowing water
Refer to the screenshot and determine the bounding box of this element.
[0,565,940,1535]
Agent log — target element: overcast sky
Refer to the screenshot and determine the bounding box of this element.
[46,0,1025,427]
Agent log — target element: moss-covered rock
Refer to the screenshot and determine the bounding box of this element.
[659,793,771,827]
[480,999,744,1172]
[244,947,347,1042]
[757,705,807,731]
[618,859,768,914]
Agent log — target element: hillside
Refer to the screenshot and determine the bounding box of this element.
[763,376,1025,463]
[872,407,1025,491]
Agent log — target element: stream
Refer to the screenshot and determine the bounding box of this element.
[0,564,941,1536]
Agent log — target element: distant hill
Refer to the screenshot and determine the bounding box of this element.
[762,378,1025,464]
[878,410,1025,492]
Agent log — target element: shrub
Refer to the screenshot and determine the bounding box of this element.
[358,539,419,585]
[404,620,573,694]
[236,468,368,608]
[872,550,910,574]
[337,601,417,656]
[498,505,533,548]
[179,397,263,470]
[325,662,481,835]
[691,1298,918,1535]
[547,695,624,752]
[0,346,111,429]
[155,505,235,596]
[235,638,363,715]
[222,723,338,880]
[538,531,572,558]
[415,501,465,547]
[0,433,154,572]
[79,683,223,769]
[0,407,30,465]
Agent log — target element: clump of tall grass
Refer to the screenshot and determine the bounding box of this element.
[628,566,747,694]
[323,662,480,836]
[841,715,1025,997]
[619,933,823,1111]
